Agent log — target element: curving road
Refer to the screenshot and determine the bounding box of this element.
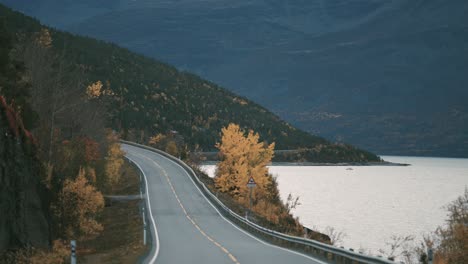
[123,144,325,264]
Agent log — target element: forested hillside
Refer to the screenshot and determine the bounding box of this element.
[0,6,125,260]
[0,4,380,163]
[5,0,466,157]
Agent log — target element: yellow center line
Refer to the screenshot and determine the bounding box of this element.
[229,254,237,262]
[147,158,240,264]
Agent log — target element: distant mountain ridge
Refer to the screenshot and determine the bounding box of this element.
[1,0,467,157]
[0,4,382,163]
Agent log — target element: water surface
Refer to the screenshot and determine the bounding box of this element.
[201,156,468,255]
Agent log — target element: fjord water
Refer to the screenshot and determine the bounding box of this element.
[201,156,468,254]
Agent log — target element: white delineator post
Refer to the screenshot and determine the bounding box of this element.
[70,240,76,264]
[428,248,433,264]
[140,171,143,199]
[142,206,147,245]
[139,170,147,245]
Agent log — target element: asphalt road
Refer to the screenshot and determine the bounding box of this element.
[123,144,324,264]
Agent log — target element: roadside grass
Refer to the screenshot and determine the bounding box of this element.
[80,160,148,263]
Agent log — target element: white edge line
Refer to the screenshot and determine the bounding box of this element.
[133,145,327,264]
[125,154,160,264]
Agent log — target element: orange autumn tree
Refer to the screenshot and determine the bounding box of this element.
[55,168,104,240]
[105,132,125,189]
[215,123,275,207]
[432,189,468,264]
[215,124,304,232]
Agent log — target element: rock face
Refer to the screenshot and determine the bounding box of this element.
[0,96,50,253]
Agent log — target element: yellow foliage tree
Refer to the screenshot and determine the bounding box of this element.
[105,132,125,188]
[215,123,275,207]
[10,240,69,264]
[433,189,468,264]
[165,140,179,157]
[56,168,104,240]
[149,133,166,146]
[36,28,52,48]
[86,81,103,99]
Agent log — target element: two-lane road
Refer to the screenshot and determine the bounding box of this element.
[123,144,323,264]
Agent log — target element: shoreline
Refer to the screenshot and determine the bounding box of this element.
[201,160,410,167]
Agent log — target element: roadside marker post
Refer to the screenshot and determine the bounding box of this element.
[463,202,468,227]
[142,206,147,245]
[70,240,76,264]
[246,176,257,220]
[140,171,144,199]
[139,169,147,245]
[428,248,433,264]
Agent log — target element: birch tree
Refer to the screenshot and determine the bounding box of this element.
[215,123,275,206]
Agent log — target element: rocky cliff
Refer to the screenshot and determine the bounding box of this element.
[0,96,50,254]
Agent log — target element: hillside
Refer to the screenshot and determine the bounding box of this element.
[0,4,380,162]
[0,96,50,254]
[4,0,467,157]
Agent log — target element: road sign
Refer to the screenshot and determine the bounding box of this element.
[246,176,256,220]
[247,177,256,188]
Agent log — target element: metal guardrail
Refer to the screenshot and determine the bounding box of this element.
[123,156,154,264]
[122,140,396,264]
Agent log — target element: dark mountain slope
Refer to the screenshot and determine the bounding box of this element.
[268,0,468,157]
[0,20,50,255]
[4,0,467,157]
[0,96,51,254]
[0,4,380,162]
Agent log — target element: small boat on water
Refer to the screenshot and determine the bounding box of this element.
[346,167,353,171]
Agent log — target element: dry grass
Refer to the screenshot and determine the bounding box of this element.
[80,161,148,264]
